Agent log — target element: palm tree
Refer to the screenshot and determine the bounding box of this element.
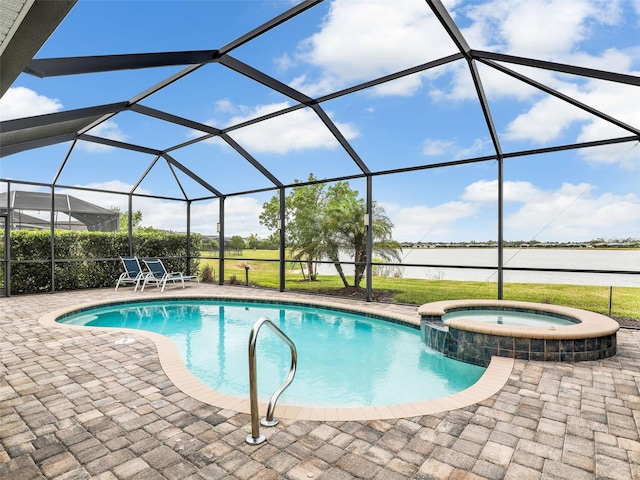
[323,182,400,288]
[260,175,401,287]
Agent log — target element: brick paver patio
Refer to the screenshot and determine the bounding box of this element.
[1,285,639,479]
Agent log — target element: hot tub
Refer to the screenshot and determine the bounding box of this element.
[418,300,619,366]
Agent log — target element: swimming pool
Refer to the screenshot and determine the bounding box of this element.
[58,299,486,408]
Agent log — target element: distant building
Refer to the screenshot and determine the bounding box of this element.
[0,191,119,232]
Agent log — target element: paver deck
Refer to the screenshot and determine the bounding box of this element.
[1,284,639,479]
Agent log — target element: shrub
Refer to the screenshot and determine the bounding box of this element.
[7,230,200,294]
[200,264,215,283]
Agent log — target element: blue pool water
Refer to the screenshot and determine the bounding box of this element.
[443,309,576,327]
[59,300,485,407]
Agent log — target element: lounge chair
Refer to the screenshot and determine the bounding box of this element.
[141,258,198,292]
[115,256,145,291]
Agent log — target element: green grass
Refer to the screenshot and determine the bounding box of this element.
[198,250,639,321]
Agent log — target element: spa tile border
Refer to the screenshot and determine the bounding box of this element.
[418,299,620,366]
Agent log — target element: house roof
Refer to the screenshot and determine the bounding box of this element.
[0,190,119,231]
[0,0,76,97]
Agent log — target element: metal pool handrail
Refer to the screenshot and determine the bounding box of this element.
[246,316,298,445]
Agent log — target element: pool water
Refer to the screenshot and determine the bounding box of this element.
[443,309,576,327]
[60,300,485,408]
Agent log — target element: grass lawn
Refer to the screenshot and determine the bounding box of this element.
[197,250,640,321]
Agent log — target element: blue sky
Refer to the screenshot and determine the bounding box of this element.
[1,0,639,242]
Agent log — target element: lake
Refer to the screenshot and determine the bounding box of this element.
[316,248,640,287]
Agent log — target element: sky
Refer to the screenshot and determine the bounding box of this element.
[1,0,639,243]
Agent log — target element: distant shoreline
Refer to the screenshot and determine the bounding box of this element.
[401,244,640,250]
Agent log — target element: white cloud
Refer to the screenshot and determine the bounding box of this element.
[577,141,640,170]
[422,139,456,156]
[462,179,546,203]
[383,200,480,241]
[292,0,456,96]
[430,0,639,162]
[0,87,62,120]
[504,95,592,143]
[193,101,359,155]
[501,71,640,159]
[463,0,621,59]
[214,98,236,114]
[508,189,640,240]
[140,194,268,236]
[462,179,640,240]
[390,178,640,241]
[573,81,640,167]
[275,53,296,72]
[434,0,634,101]
[422,138,488,159]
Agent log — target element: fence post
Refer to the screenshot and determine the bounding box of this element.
[609,286,613,317]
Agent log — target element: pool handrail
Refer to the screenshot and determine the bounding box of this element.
[246,316,298,445]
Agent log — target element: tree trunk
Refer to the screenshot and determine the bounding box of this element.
[353,250,366,288]
[299,261,306,280]
[307,260,315,281]
[353,233,366,288]
[330,255,349,287]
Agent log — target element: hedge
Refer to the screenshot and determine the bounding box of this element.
[4,230,201,294]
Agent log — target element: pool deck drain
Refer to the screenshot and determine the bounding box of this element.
[1,284,639,479]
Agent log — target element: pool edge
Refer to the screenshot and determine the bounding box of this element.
[39,292,513,421]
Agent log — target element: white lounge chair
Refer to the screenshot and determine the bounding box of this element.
[141,258,198,292]
[115,256,145,291]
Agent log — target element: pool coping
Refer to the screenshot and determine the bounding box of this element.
[39,292,514,421]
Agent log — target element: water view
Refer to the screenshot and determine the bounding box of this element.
[317,248,640,287]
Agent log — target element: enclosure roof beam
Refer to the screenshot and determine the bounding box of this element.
[79,65,208,140]
[426,0,471,57]
[316,52,464,103]
[370,135,639,178]
[479,59,640,136]
[471,50,640,87]
[163,153,224,198]
[52,140,78,185]
[22,1,322,78]
[25,50,220,77]
[220,133,283,188]
[130,104,222,135]
[128,64,205,105]
[219,0,322,55]
[311,104,371,175]
[0,102,128,133]
[78,134,161,155]
[503,135,640,159]
[219,54,313,105]
[469,59,502,157]
[426,0,503,156]
[131,155,161,195]
[165,158,189,200]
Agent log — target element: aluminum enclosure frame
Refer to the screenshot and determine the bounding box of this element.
[0,0,638,299]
